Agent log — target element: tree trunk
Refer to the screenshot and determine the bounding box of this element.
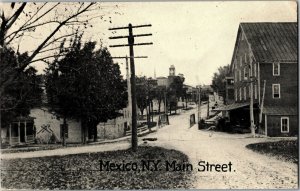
[185,97,188,109]
[146,104,149,123]
[150,100,153,122]
[62,117,67,146]
[158,99,161,114]
[93,122,98,142]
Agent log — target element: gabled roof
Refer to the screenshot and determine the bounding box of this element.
[241,22,297,63]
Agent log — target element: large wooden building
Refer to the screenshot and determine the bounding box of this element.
[219,22,298,136]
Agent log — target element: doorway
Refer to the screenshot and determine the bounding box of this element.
[20,123,25,143]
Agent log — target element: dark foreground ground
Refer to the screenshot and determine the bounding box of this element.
[1,146,193,189]
[246,140,298,164]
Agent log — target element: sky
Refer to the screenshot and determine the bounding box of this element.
[1,1,297,86]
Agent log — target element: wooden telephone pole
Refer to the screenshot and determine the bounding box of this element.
[109,24,152,152]
[111,56,148,130]
[198,86,201,129]
[249,63,256,137]
[259,80,266,135]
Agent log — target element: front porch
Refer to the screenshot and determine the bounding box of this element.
[214,102,260,133]
[2,116,36,146]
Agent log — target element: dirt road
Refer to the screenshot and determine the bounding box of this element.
[1,107,297,189]
[143,108,298,189]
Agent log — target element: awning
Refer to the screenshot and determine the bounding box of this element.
[213,102,250,111]
[263,106,297,115]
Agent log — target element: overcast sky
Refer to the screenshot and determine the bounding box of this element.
[2,1,297,86]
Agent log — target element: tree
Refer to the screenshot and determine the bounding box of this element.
[211,64,230,99]
[182,87,188,109]
[45,39,127,144]
[136,76,148,119]
[136,77,157,129]
[155,86,166,114]
[167,76,185,114]
[1,2,114,95]
[0,47,43,128]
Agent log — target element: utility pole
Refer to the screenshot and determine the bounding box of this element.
[109,24,152,152]
[164,86,170,125]
[111,56,148,129]
[249,63,255,138]
[164,89,167,115]
[207,95,210,119]
[259,80,266,135]
[198,86,201,129]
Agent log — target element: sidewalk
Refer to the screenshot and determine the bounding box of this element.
[1,126,158,159]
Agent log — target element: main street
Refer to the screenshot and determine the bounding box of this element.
[142,106,298,189]
[1,105,297,189]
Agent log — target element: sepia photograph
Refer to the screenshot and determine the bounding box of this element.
[0,1,298,190]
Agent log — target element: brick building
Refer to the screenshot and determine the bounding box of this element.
[219,22,298,136]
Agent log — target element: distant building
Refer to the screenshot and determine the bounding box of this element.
[178,73,184,81]
[200,85,214,94]
[183,84,198,102]
[157,76,168,87]
[220,22,298,137]
[157,65,185,88]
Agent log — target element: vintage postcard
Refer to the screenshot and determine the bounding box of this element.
[0,1,298,190]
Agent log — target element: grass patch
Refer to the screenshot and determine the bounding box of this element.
[1,146,193,189]
[246,140,298,163]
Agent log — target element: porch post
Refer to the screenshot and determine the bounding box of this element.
[24,122,27,143]
[18,121,21,143]
[9,123,12,145]
[258,62,261,105]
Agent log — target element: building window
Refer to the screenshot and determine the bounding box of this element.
[253,63,257,77]
[239,88,242,101]
[273,63,280,76]
[272,84,280,98]
[281,117,289,133]
[235,89,237,101]
[244,67,248,80]
[239,70,242,81]
[240,56,242,67]
[244,87,246,100]
[244,53,247,64]
[254,84,257,99]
